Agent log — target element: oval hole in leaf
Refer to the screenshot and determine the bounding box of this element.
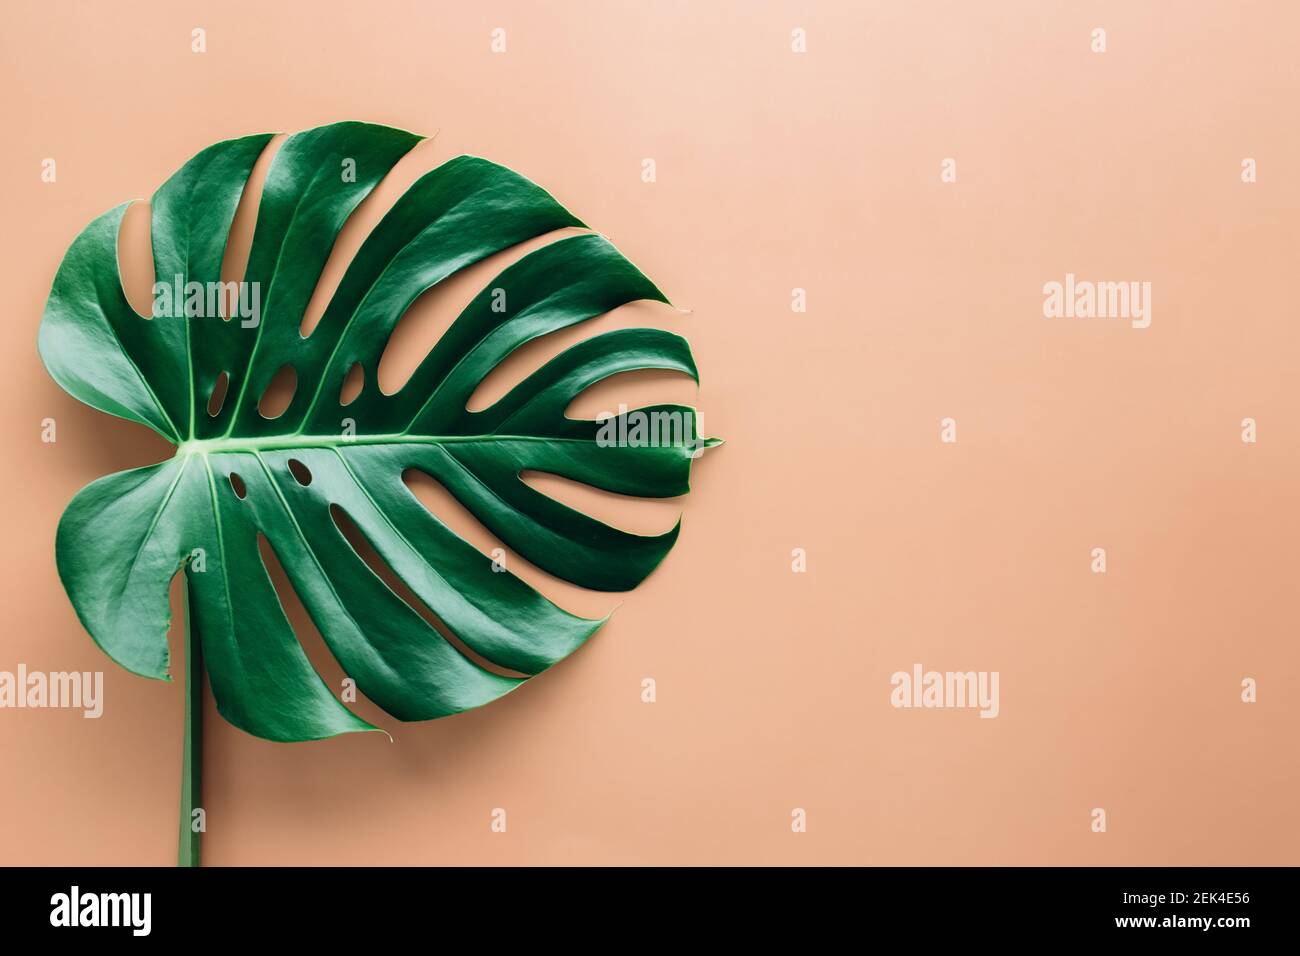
[228,472,247,499]
[207,371,230,417]
[258,365,297,419]
[287,458,312,486]
[340,362,364,406]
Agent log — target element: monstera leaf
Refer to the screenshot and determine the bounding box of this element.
[39,122,712,757]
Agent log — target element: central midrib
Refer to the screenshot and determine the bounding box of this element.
[174,433,587,456]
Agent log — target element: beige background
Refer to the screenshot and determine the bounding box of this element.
[2,0,1298,865]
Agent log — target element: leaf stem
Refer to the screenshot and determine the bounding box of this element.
[178,578,203,867]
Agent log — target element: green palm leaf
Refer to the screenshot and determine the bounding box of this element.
[39,121,713,747]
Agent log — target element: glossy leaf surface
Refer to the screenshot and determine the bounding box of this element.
[40,122,711,741]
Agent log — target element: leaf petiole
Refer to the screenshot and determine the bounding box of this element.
[178,579,203,867]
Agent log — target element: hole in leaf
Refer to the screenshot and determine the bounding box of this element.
[258,364,297,419]
[520,469,681,536]
[228,472,247,499]
[564,368,701,421]
[464,301,661,412]
[117,201,155,318]
[399,468,609,622]
[255,532,387,727]
[287,458,312,486]
[207,371,230,417]
[328,503,527,679]
[298,137,445,339]
[377,227,585,396]
[340,362,364,406]
[220,134,285,299]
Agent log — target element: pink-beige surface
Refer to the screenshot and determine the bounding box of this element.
[1,0,1297,865]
